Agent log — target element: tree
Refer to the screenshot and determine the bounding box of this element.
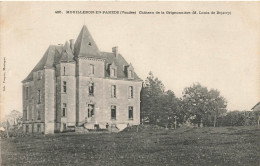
[163,90,185,128]
[141,72,165,125]
[208,89,227,127]
[181,83,227,127]
[140,72,184,128]
[6,110,23,128]
[157,90,183,128]
[220,110,260,127]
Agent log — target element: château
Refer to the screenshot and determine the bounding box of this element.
[22,25,142,134]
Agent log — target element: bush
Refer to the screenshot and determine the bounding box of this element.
[0,128,43,139]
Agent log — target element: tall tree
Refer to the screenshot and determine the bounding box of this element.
[158,90,180,128]
[141,72,165,125]
[208,89,227,127]
[182,83,227,127]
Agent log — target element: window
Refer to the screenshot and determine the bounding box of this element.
[24,109,27,121]
[37,90,41,104]
[63,81,67,93]
[129,70,132,78]
[129,106,133,120]
[37,110,41,120]
[27,106,29,120]
[26,125,29,133]
[111,85,116,98]
[63,66,66,75]
[111,105,116,120]
[62,103,67,117]
[128,86,133,99]
[37,72,42,80]
[89,83,94,96]
[37,124,41,133]
[89,64,94,75]
[25,87,29,100]
[111,68,116,77]
[128,70,134,78]
[88,104,95,118]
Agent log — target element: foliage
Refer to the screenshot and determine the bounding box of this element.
[141,71,164,124]
[141,72,183,128]
[181,83,227,127]
[218,110,259,126]
[2,110,23,129]
[141,73,229,128]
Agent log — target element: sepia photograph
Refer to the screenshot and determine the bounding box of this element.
[0,1,259,165]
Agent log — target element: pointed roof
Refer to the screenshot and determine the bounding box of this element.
[59,41,74,62]
[22,45,63,83]
[74,25,100,57]
[128,63,134,70]
[22,26,142,83]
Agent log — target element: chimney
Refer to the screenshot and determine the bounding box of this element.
[112,46,118,57]
[69,39,75,54]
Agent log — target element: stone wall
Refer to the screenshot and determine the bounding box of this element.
[22,69,45,133]
[44,69,55,134]
[33,70,45,123]
[23,58,142,134]
[75,58,142,128]
[100,79,142,126]
[56,63,76,130]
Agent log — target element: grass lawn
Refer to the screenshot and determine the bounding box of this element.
[1,126,260,166]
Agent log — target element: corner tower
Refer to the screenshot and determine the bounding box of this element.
[55,41,76,132]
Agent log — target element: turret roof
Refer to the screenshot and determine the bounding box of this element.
[74,25,100,57]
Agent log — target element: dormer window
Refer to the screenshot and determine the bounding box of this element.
[111,68,115,77]
[109,62,117,78]
[126,64,134,79]
[129,70,133,78]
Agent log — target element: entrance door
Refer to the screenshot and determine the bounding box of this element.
[87,104,95,122]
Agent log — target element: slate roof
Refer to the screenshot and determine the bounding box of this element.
[59,41,74,63]
[22,45,63,82]
[100,52,141,80]
[74,25,100,57]
[22,25,142,83]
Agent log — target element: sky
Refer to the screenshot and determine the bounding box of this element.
[0,2,259,119]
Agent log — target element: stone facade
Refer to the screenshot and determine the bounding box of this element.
[22,25,142,134]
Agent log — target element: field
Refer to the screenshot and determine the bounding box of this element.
[1,126,260,166]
